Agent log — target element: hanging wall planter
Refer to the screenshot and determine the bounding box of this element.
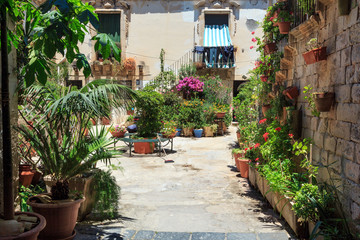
[338,0,350,16]
[283,86,299,100]
[278,22,291,34]
[302,47,327,65]
[313,92,335,112]
[264,42,277,55]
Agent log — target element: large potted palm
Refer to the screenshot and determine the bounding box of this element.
[17,122,120,240]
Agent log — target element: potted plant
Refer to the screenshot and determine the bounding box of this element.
[134,88,164,154]
[102,59,112,75]
[92,60,102,74]
[275,9,293,34]
[232,148,246,170]
[182,123,195,137]
[108,124,127,138]
[161,120,177,138]
[303,85,320,117]
[303,38,327,65]
[17,122,120,240]
[213,104,228,118]
[125,114,135,127]
[203,124,217,137]
[101,116,111,125]
[123,57,136,75]
[313,92,335,112]
[283,86,299,100]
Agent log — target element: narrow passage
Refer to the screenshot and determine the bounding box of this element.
[76,126,295,240]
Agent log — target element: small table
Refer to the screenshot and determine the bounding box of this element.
[214,117,225,136]
[113,133,174,157]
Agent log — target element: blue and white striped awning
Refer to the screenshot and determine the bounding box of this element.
[204,24,232,47]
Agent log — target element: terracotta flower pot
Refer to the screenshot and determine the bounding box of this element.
[134,141,155,154]
[260,75,268,82]
[216,112,226,118]
[262,104,271,116]
[162,132,176,139]
[126,110,134,115]
[0,212,47,240]
[264,42,277,55]
[28,195,84,240]
[303,47,327,65]
[313,92,335,112]
[236,131,240,139]
[111,131,126,138]
[31,169,43,185]
[278,21,291,34]
[238,159,250,178]
[101,117,111,125]
[283,86,299,100]
[19,164,34,188]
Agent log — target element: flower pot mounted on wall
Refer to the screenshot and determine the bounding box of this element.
[283,86,299,100]
[264,42,277,55]
[262,104,272,116]
[302,47,327,65]
[313,92,335,112]
[338,0,350,16]
[278,22,291,34]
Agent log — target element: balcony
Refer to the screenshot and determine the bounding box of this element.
[288,0,317,28]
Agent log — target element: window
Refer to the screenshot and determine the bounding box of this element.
[205,14,228,26]
[98,13,120,43]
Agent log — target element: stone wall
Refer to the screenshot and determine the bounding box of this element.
[284,0,360,233]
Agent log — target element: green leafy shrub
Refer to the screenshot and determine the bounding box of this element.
[93,169,121,219]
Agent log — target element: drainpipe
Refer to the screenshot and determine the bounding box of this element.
[1,8,15,220]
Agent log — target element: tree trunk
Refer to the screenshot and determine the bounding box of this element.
[1,8,15,220]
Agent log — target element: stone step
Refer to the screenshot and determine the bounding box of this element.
[75,229,292,240]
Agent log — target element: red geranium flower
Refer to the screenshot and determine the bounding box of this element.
[255,158,259,161]
[288,134,294,138]
[250,147,253,150]
[275,127,281,132]
[254,143,261,148]
[245,148,248,151]
[259,118,267,124]
[251,31,255,35]
[250,46,254,49]
[263,132,269,141]
[251,38,257,42]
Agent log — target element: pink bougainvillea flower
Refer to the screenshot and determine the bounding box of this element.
[256,162,260,166]
[275,127,281,132]
[251,38,257,42]
[254,143,261,148]
[263,132,269,142]
[250,46,254,49]
[259,118,267,124]
[255,158,259,161]
[288,134,294,138]
[251,31,255,35]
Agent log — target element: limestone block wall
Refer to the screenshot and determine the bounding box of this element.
[284,1,360,233]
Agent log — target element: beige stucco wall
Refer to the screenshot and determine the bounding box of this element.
[73,0,269,89]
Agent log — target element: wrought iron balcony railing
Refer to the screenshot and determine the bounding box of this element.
[288,0,317,28]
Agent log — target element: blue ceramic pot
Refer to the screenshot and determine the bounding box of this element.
[175,128,181,136]
[193,129,203,138]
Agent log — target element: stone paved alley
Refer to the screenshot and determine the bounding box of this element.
[75,126,296,240]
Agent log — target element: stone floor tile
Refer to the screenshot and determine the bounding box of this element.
[226,232,257,240]
[257,232,289,240]
[153,231,191,240]
[133,230,156,240]
[191,232,225,240]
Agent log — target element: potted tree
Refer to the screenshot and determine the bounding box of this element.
[134,88,164,154]
[302,38,327,65]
